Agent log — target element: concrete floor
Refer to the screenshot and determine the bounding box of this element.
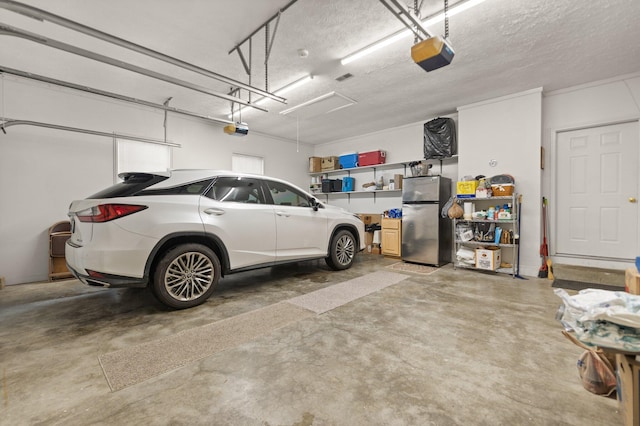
[0,255,621,425]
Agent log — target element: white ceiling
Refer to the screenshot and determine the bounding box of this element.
[1,0,639,145]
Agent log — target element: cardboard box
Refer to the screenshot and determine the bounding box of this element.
[309,157,322,173]
[358,213,381,253]
[394,174,403,190]
[456,180,478,198]
[364,227,378,248]
[475,247,501,271]
[363,233,383,254]
[357,213,381,226]
[616,353,640,426]
[321,156,340,171]
[626,268,640,295]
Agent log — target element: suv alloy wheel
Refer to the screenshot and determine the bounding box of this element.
[152,243,221,309]
[325,230,356,270]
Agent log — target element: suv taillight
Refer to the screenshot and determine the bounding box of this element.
[76,204,147,223]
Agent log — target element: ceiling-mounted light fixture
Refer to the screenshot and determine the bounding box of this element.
[340,0,487,65]
[280,91,357,118]
[256,74,314,105]
[228,74,314,118]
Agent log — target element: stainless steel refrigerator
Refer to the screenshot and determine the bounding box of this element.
[401,176,452,266]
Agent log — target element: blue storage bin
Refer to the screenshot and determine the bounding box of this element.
[339,153,358,169]
[342,177,355,192]
[388,208,402,218]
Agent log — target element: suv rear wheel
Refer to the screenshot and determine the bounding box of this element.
[325,229,356,270]
[152,243,221,309]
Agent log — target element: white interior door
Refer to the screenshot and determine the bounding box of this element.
[556,121,639,260]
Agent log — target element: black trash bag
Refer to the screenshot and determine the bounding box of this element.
[424,117,456,159]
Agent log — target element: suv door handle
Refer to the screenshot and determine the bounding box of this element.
[204,208,225,216]
[276,210,290,217]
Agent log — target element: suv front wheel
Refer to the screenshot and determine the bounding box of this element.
[152,243,221,309]
[325,229,356,271]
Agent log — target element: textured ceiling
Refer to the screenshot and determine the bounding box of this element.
[1,0,639,145]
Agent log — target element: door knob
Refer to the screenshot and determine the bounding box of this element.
[630,197,637,203]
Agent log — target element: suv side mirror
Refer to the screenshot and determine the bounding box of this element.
[310,198,320,211]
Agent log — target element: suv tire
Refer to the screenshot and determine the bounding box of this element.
[152,243,221,309]
[325,229,356,271]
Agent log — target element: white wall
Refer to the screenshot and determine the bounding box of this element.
[169,118,313,185]
[457,88,543,277]
[312,116,459,214]
[542,73,640,269]
[0,77,312,285]
[4,73,639,284]
[313,77,640,276]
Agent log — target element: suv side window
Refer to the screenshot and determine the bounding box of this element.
[264,180,311,207]
[138,179,214,196]
[204,177,265,204]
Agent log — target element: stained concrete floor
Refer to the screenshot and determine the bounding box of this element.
[0,255,621,425]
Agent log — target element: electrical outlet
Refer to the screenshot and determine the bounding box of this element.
[0,276,5,289]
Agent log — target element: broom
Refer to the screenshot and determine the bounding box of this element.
[545,198,554,280]
[538,197,549,278]
[515,194,527,280]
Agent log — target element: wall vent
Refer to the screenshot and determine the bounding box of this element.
[336,73,354,82]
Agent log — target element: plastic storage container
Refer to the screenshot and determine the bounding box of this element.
[342,177,355,192]
[339,153,358,169]
[322,179,342,193]
[358,150,386,166]
[456,181,478,198]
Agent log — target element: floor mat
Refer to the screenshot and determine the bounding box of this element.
[551,279,624,292]
[287,270,408,314]
[99,302,314,392]
[386,261,439,275]
[99,270,408,391]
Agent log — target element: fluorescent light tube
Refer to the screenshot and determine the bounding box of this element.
[228,74,314,118]
[341,31,410,65]
[341,0,487,65]
[274,74,314,96]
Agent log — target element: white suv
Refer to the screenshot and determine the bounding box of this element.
[66,170,365,309]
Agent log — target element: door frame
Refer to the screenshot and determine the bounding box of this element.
[548,117,640,270]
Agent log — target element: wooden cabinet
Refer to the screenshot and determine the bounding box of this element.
[381,218,401,257]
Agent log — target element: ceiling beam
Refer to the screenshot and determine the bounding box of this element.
[0,23,269,111]
[0,0,286,103]
[0,66,234,126]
